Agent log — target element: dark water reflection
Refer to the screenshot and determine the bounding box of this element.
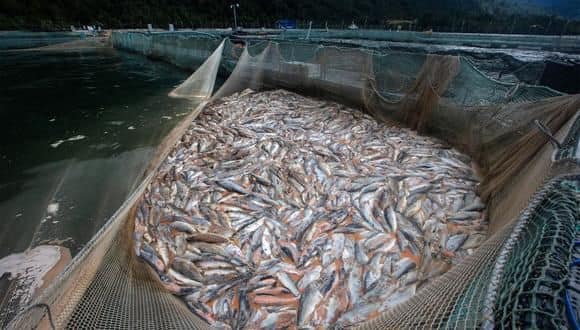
[0,46,197,258]
[0,32,81,50]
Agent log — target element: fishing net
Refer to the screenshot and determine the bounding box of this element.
[276,29,580,53]
[6,34,580,329]
[169,40,224,99]
[111,32,222,70]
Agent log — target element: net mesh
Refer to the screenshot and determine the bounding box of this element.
[168,40,224,99]
[274,29,580,54]
[492,176,579,329]
[214,39,576,206]
[111,32,222,70]
[6,34,580,329]
[65,210,208,330]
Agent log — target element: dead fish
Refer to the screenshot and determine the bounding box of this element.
[384,206,398,232]
[354,241,369,264]
[347,267,362,306]
[254,294,299,306]
[409,183,431,196]
[393,258,416,279]
[170,221,197,234]
[187,233,229,244]
[189,242,230,258]
[216,179,249,195]
[154,240,171,267]
[445,234,468,252]
[298,265,322,290]
[175,234,187,256]
[139,243,165,274]
[260,310,296,329]
[461,199,485,212]
[449,211,481,221]
[168,269,203,287]
[298,282,323,325]
[276,272,300,296]
[279,240,300,263]
[172,257,205,282]
[134,90,487,328]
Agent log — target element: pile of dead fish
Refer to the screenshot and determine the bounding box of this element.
[133,89,487,328]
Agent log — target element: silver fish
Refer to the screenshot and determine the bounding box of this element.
[298,282,323,326]
[133,90,487,328]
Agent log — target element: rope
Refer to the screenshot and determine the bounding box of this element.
[498,61,538,80]
[504,83,520,101]
[534,119,562,149]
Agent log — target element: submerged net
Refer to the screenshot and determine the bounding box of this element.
[6,35,580,329]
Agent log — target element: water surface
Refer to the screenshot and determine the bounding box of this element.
[0,31,82,50]
[0,45,197,259]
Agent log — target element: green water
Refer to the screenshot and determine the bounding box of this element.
[0,31,81,50]
[0,46,197,258]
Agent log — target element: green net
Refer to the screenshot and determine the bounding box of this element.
[490,176,579,329]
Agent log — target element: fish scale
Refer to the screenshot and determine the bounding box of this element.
[134,90,488,328]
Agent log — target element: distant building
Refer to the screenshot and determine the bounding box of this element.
[276,19,297,29]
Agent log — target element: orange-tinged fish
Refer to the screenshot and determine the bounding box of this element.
[134,90,487,328]
[253,294,299,306]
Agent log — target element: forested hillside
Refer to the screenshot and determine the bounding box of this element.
[0,0,578,34]
[508,0,580,19]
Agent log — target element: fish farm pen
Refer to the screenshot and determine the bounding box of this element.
[7,31,580,329]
